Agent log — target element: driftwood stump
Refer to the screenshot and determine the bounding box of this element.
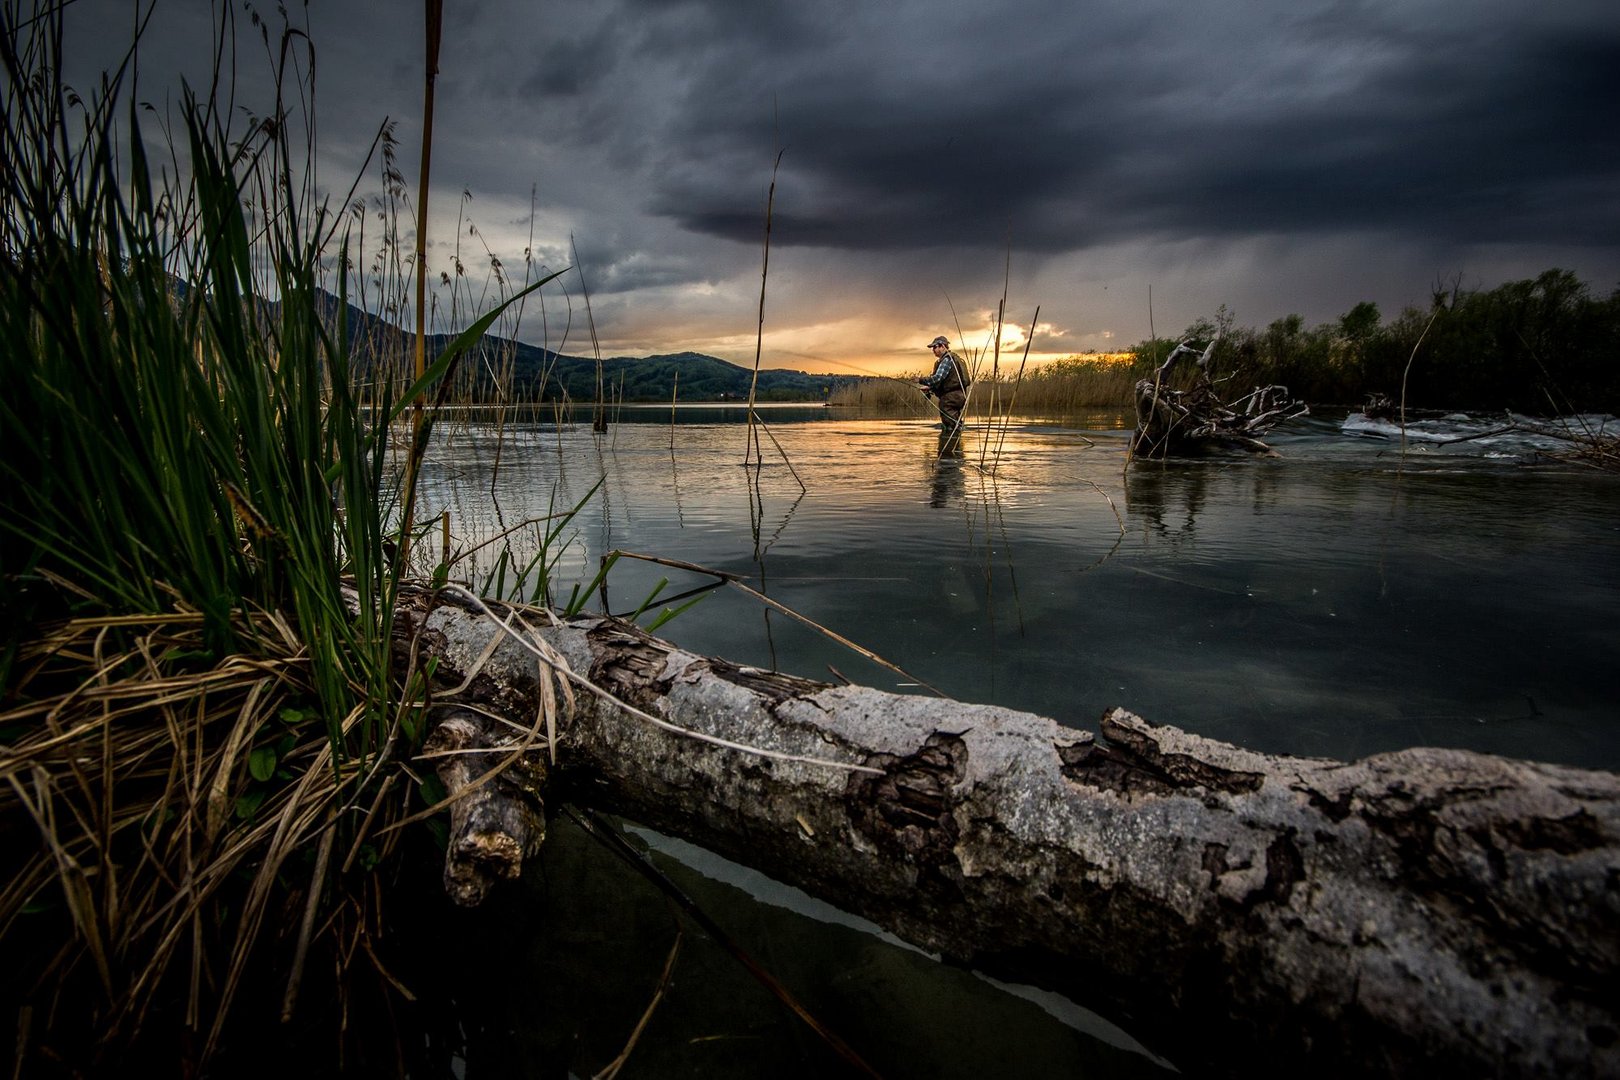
[400,587,1619,1079]
[1132,338,1308,457]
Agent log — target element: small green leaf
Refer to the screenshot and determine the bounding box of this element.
[630,577,669,622]
[646,594,707,632]
[248,745,278,781]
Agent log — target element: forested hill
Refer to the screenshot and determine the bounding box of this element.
[501,347,852,402]
[316,291,858,403]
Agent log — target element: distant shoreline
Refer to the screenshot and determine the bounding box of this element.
[397,400,837,411]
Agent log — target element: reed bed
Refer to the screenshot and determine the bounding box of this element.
[0,5,484,1069]
[827,375,929,411]
[827,354,1144,415]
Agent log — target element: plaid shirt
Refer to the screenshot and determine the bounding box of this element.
[923,350,967,394]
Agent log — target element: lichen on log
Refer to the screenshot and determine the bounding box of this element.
[399,587,1619,1078]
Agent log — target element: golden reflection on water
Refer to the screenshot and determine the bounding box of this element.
[408,412,1620,772]
[411,412,1130,620]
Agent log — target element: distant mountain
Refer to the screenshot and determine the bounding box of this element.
[311,291,865,403]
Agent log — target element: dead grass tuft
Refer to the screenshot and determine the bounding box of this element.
[0,606,416,1069]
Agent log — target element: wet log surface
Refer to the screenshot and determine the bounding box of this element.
[399,587,1619,1078]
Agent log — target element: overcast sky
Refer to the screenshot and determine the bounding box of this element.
[61,0,1620,376]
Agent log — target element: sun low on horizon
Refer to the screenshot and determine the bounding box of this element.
[606,315,1140,381]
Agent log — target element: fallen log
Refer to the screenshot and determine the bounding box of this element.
[401,587,1619,1079]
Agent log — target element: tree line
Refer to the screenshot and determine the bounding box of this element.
[1129,269,1620,413]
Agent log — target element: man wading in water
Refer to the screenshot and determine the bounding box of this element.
[918,334,970,434]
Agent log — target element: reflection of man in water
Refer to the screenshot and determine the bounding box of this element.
[929,428,965,507]
[919,334,969,432]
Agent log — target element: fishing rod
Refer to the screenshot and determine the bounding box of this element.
[816,354,983,464]
[817,357,935,410]
[817,355,979,426]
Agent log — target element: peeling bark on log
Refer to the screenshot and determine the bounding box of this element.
[399,589,1620,1079]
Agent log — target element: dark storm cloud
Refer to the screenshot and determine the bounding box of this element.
[54,0,1620,352]
[1134,29,1620,245]
[626,0,1620,254]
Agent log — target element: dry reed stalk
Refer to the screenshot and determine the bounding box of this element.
[413,0,444,395]
[592,931,683,1080]
[971,245,1012,467]
[988,307,1039,469]
[1398,308,1440,459]
[605,551,945,696]
[0,608,383,1065]
[570,234,608,434]
[744,148,786,468]
[486,185,544,494]
[1123,285,1162,474]
[399,0,446,572]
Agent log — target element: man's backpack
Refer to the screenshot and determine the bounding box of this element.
[948,352,971,392]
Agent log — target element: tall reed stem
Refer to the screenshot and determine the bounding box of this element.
[400,0,444,569]
[745,148,785,467]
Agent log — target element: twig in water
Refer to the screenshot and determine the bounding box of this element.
[592,930,683,1080]
[571,808,886,1079]
[669,369,678,451]
[1398,308,1440,459]
[750,413,806,492]
[607,550,948,696]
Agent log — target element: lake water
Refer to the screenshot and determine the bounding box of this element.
[410,405,1620,1077]
[421,405,1619,770]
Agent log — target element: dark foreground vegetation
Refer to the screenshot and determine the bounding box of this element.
[0,6,496,1074]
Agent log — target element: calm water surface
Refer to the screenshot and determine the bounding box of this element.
[422,406,1619,769]
[411,406,1620,1078]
